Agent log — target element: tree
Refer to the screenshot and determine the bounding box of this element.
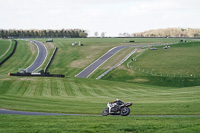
[94,32,98,37]
[194,33,199,38]
[101,32,105,38]
[0,29,88,38]
[0,30,3,38]
[79,30,87,38]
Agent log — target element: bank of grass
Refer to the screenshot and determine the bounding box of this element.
[0,40,37,74]
[103,41,200,87]
[0,76,199,115]
[131,42,200,75]
[0,40,14,63]
[0,39,10,56]
[0,115,199,133]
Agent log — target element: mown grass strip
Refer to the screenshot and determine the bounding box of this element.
[69,80,84,96]
[0,40,17,66]
[56,79,68,96]
[63,81,75,96]
[42,78,52,97]
[0,39,11,58]
[23,80,36,96]
[51,79,58,96]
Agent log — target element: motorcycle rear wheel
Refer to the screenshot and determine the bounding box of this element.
[120,107,130,116]
[102,108,109,116]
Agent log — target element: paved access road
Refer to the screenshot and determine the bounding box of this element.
[26,40,47,72]
[76,45,139,78]
[0,109,199,117]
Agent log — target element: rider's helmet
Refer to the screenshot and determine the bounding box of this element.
[116,98,120,101]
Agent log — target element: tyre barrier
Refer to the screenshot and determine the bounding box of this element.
[8,72,65,78]
[0,40,17,66]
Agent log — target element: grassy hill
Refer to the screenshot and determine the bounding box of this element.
[131,42,200,75]
[0,38,199,132]
[0,40,37,75]
[0,39,14,63]
[103,41,200,87]
[0,76,199,115]
[0,39,10,57]
[34,38,180,76]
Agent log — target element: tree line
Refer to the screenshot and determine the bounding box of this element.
[133,28,200,38]
[0,29,88,38]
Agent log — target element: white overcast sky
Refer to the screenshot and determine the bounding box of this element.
[0,0,199,36]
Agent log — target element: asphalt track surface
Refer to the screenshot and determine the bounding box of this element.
[26,40,47,72]
[0,109,199,117]
[76,45,139,78]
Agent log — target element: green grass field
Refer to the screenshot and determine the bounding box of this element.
[0,39,10,56]
[103,41,200,87]
[0,39,14,63]
[0,77,199,115]
[131,42,200,76]
[0,115,199,133]
[0,40,37,75]
[0,38,200,132]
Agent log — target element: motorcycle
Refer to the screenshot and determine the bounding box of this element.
[102,102,132,116]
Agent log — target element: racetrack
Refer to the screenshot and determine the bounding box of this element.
[76,45,140,78]
[0,109,199,117]
[26,40,47,72]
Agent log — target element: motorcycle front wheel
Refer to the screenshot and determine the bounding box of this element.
[102,108,109,116]
[120,107,130,116]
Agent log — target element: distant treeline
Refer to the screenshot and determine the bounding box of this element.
[133,28,200,38]
[0,29,88,38]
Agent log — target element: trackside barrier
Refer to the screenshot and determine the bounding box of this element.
[44,47,58,73]
[0,40,17,66]
[8,72,65,78]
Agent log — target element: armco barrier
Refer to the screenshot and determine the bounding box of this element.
[44,47,57,73]
[0,40,17,66]
[9,72,65,78]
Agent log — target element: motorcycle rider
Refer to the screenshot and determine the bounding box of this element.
[108,98,124,113]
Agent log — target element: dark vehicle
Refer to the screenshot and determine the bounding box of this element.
[102,102,132,116]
